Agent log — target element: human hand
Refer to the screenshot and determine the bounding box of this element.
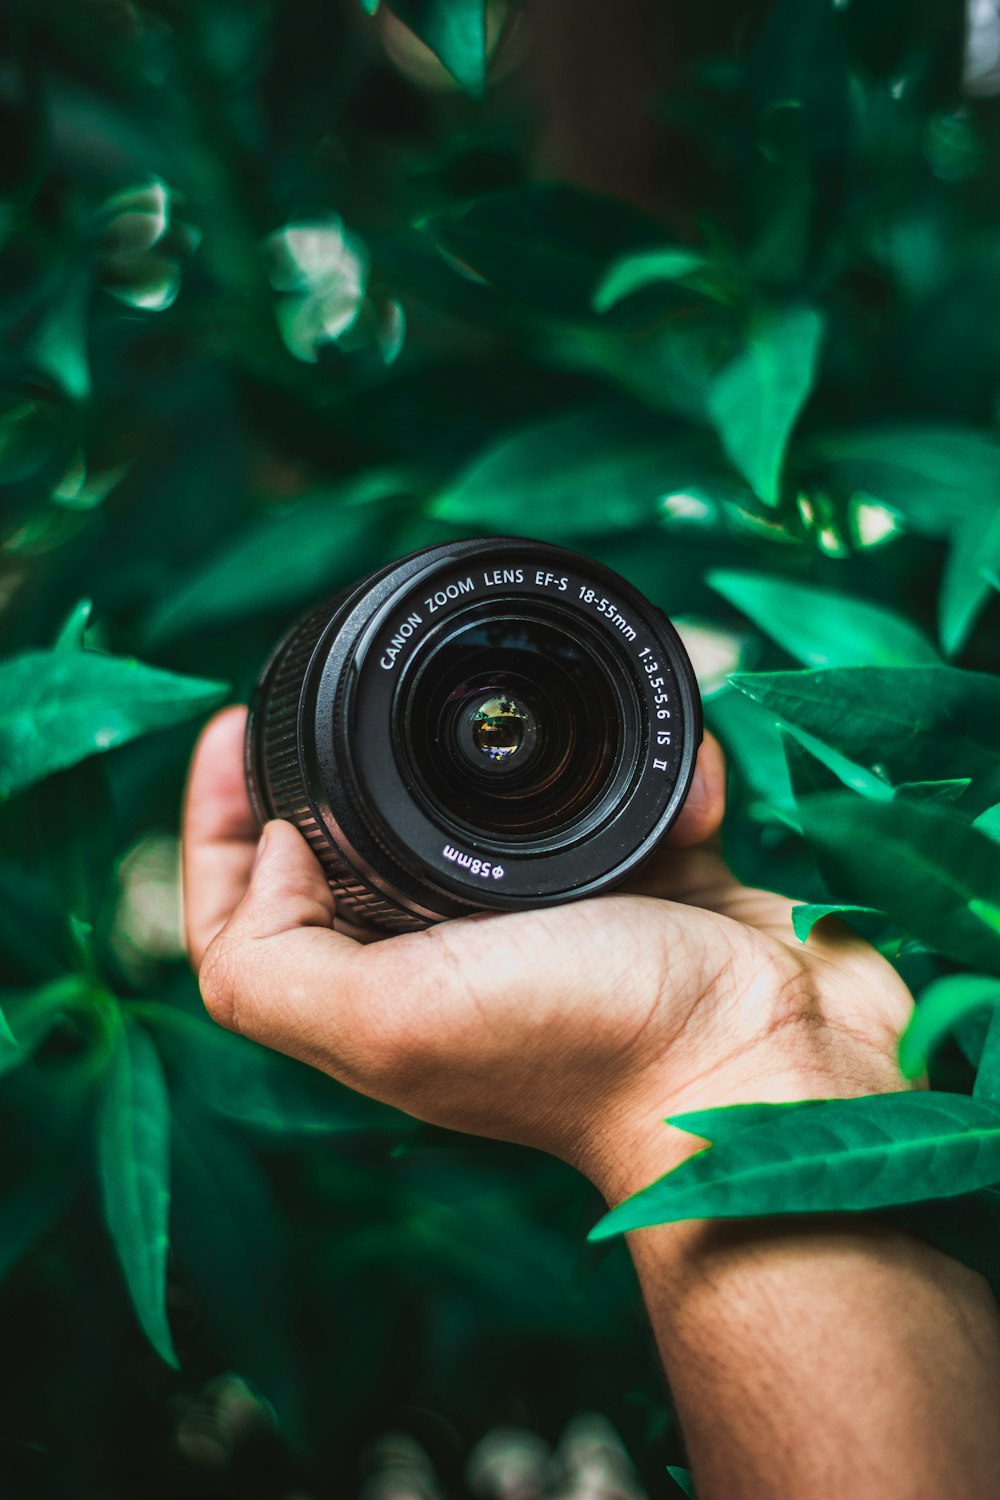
[183,706,913,1200]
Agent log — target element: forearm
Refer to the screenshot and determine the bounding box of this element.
[622,1214,1000,1500]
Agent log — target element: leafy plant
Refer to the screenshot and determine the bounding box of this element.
[2,0,1000,1493]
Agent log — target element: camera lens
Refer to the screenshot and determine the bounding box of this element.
[246,538,701,932]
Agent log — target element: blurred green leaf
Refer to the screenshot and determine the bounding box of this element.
[144,474,410,643]
[710,571,938,667]
[0,974,91,1075]
[895,779,971,806]
[731,666,1000,795]
[0,648,228,799]
[590,1094,1000,1238]
[592,247,712,312]
[421,184,664,319]
[431,408,713,537]
[974,1009,1000,1101]
[53,599,93,652]
[135,1005,404,1138]
[812,426,1000,654]
[791,903,884,943]
[23,275,91,401]
[98,1019,177,1369]
[387,0,488,95]
[171,1103,301,1428]
[707,307,823,508]
[974,804,1000,842]
[899,975,1000,1080]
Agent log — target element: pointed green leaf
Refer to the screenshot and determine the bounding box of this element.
[0,648,227,799]
[590,1093,1000,1239]
[895,779,971,806]
[899,975,1000,1080]
[791,903,885,943]
[667,1466,697,1498]
[709,571,938,668]
[796,789,1000,972]
[387,0,488,95]
[730,666,1000,794]
[54,599,93,652]
[98,1021,177,1368]
[939,502,1000,656]
[592,247,711,312]
[708,307,823,507]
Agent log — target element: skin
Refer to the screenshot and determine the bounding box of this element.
[184,706,1000,1500]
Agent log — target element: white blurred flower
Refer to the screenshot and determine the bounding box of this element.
[264,219,370,362]
[98,178,200,312]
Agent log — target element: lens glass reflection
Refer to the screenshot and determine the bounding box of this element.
[403,614,622,838]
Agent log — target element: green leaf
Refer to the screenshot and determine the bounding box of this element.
[895,779,971,806]
[98,1020,177,1368]
[387,0,488,95]
[810,426,1000,654]
[431,408,712,537]
[54,599,93,652]
[730,666,1000,795]
[795,789,1000,973]
[590,1093,1000,1239]
[707,307,824,507]
[421,184,665,320]
[791,903,885,943]
[592,247,711,312]
[899,975,1000,1080]
[134,1005,403,1138]
[811,426,1000,533]
[974,804,1000,842]
[939,503,1000,657]
[171,1104,301,1428]
[143,474,409,644]
[0,974,91,1075]
[974,1008,1000,1102]
[0,648,227,799]
[0,1000,16,1055]
[709,572,938,668]
[667,1465,697,1498]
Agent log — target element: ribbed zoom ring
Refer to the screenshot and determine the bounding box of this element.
[254,600,426,934]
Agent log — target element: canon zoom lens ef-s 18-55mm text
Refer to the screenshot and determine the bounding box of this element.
[245,538,702,933]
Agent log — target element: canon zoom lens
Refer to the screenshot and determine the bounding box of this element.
[245,538,702,933]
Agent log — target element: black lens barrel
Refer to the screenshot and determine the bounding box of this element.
[246,537,701,932]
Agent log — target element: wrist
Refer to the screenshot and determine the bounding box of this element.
[580,1041,910,1208]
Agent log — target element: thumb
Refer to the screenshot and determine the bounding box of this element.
[197,819,365,1066]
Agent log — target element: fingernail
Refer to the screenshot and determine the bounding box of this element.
[251,826,269,874]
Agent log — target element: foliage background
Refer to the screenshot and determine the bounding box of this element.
[2,0,1000,1494]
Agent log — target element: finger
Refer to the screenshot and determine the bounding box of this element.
[198,818,361,1052]
[664,730,726,849]
[182,704,258,968]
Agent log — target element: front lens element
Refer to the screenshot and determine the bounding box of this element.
[401,611,628,841]
[470,695,530,762]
